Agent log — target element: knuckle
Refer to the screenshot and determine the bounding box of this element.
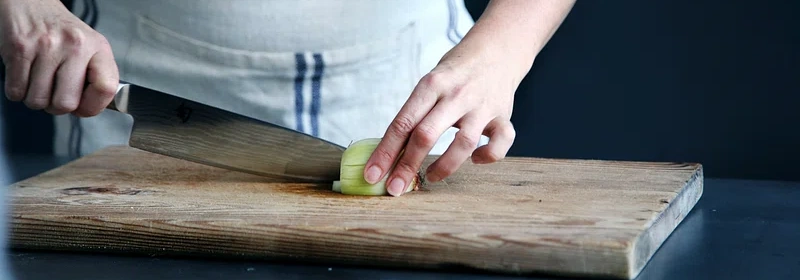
[499,123,517,140]
[36,34,54,50]
[454,130,478,150]
[389,115,417,136]
[1,38,31,62]
[411,123,438,147]
[5,89,24,101]
[63,27,87,47]
[4,84,26,101]
[93,35,114,53]
[393,158,419,177]
[420,73,436,88]
[94,33,111,47]
[420,71,446,90]
[52,98,79,113]
[6,37,30,56]
[373,147,395,164]
[63,29,89,56]
[24,96,50,110]
[94,85,118,99]
[449,84,467,98]
[88,78,119,100]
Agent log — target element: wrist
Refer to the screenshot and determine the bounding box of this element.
[441,28,534,86]
[451,0,575,78]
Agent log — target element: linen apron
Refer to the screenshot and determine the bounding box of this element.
[55,0,485,159]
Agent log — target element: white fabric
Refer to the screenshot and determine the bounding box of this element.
[55,0,484,158]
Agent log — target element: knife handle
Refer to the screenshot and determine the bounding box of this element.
[106,82,131,113]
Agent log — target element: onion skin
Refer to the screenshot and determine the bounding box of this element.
[332,138,421,196]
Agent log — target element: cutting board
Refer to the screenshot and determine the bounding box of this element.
[7,146,703,279]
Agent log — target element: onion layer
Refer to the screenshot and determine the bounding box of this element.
[332,138,420,196]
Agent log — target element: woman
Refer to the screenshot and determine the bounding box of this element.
[0,0,575,196]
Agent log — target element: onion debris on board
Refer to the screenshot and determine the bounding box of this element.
[331,138,422,196]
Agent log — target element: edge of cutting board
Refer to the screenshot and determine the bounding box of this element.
[628,163,703,279]
[6,145,704,279]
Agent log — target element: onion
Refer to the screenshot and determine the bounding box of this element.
[331,138,421,196]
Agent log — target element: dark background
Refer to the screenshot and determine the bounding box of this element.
[2,0,799,181]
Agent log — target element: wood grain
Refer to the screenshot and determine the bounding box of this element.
[7,146,703,279]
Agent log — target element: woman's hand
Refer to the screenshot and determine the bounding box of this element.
[365,42,519,196]
[0,0,119,116]
[363,0,576,196]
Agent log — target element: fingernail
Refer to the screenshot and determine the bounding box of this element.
[365,166,381,184]
[387,178,405,197]
[425,171,440,183]
[472,155,487,164]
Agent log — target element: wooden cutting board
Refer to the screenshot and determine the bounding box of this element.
[7,145,703,279]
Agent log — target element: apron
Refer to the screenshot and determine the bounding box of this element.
[55,0,483,159]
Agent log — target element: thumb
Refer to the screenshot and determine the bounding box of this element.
[75,47,119,117]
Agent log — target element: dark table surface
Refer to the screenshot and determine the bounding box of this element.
[3,153,800,280]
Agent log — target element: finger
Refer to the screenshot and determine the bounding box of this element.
[1,38,34,102]
[425,113,485,182]
[385,100,467,196]
[74,47,118,117]
[472,117,516,164]
[363,74,441,184]
[24,55,60,110]
[3,52,33,102]
[46,55,89,115]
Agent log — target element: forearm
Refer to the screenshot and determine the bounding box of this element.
[452,0,575,79]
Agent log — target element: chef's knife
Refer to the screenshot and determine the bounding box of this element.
[104,82,346,182]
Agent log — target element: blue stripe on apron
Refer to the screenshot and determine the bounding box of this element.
[294,53,308,133]
[447,0,465,45]
[295,53,324,137]
[310,53,324,137]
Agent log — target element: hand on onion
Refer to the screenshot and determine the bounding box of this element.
[361,40,520,197]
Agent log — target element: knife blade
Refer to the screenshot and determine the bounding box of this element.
[105,82,346,182]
